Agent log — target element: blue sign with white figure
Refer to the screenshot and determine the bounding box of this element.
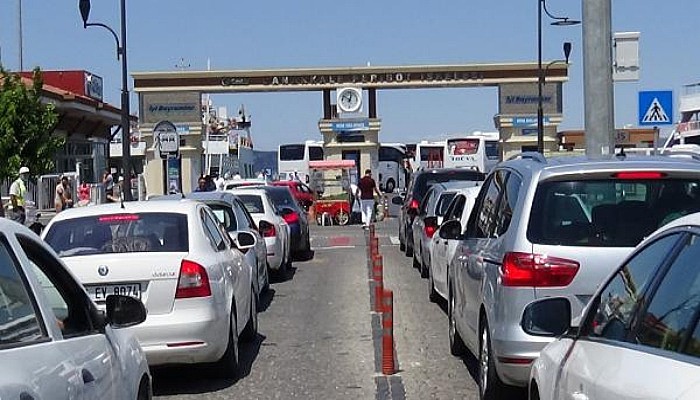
[639,90,673,126]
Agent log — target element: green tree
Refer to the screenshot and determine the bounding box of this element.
[0,67,62,182]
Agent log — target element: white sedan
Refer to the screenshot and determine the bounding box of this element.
[231,188,292,278]
[42,200,257,377]
[0,218,151,399]
[428,186,481,302]
[529,212,700,400]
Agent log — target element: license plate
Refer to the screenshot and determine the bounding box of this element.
[90,284,142,301]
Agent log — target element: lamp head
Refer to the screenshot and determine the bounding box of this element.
[563,42,572,63]
[551,18,581,27]
[79,0,91,27]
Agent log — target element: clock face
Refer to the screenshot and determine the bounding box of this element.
[337,87,362,113]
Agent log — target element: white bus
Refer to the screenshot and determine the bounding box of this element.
[412,141,447,171]
[443,132,501,173]
[278,140,324,182]
[378,143,408,193]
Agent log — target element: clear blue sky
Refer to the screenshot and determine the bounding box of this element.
[1,1,698,151]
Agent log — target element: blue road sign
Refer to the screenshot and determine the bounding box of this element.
[639,90,673,126]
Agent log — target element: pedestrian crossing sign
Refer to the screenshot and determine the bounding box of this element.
[639,90,673,126]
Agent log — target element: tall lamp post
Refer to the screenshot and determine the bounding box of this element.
[537,0,580,154]
[79,0,133,201]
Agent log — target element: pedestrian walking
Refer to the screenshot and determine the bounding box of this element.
[355,169,382,229]
[54,175,74,213]
[8,166,30,224]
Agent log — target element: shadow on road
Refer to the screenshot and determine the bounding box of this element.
[293,249,315,262]
[151,333,266,396]
[257,288,275,312]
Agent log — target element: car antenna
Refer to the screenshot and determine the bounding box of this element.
[120,195,125,209]
[616,145,627,160]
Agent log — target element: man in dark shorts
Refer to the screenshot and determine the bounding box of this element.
[355,169,382,229]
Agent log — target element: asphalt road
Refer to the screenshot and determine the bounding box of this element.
[152,218,524,400]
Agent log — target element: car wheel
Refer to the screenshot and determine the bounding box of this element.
[479,319,506,400]
[241,286,258,342]
[215,306,239,378]
[136,375,151,400]
[420,253,429,278]
[412,252,421,270]
[448,281,467,356]
[385,179,396,193]
[399,224,406,251]
[405,238,414,257]
[428,264,439,303]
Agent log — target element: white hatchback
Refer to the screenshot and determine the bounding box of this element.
[529,212,700,400]
[231,188,291,278]
[42,200,258,377]
[0,219,151,399]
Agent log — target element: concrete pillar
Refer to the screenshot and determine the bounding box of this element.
[583,0,615,157]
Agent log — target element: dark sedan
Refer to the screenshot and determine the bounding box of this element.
[263,186,312,259]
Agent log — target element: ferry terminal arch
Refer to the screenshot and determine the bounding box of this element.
[132,62,569,194]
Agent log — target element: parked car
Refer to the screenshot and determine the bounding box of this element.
[0,219,151,399]
[411,181,477,278]
[151,191,270,302]
[271,180,316,211]
[530,212,700,400]
[395,168,485,258]
[42,201,258,377]
[232,188,292,278]
[428,185,481,303]
[442,153,700,398]
[263,186,312,258]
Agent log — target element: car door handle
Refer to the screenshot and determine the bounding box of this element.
[572,392,589,400]
[82,368,95,384]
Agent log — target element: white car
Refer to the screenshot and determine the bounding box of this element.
[152,192,270,302]
[231,188,292,278]
[0,219,151,399]
[529,212,700,400]
[428,185,481,302]
[42,200,258,377]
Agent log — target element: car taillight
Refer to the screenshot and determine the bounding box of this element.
[425,220,438,238]
[282,211,299,224]
[613,171,666,180]
[175,260,211,298]
[259,221,276,237]
[409,199,420,210]
[501,252,579,287]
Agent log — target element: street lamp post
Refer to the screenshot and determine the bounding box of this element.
[537,0,580,154]
[79,0,133,201]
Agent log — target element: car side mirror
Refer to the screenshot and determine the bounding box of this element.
[439,219,463,240]
[391,196,404,205]
[106,294,147,329]
[521,297,571,337]
[230,231,257,251]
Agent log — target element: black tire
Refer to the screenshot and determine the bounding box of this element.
[412,252,421,269]
[420,253,429,278]
[241,287,258,342]
[479,319,507,400]
[405,239,414,257]
[448,281,467,356]
[399,226,406,251]
[136,375,151,400]
[385,179,396,194]
[428,264,439,303]
[215,307,239,378]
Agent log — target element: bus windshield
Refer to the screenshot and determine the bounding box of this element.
[280,144,305,161]
[447,139,479,156]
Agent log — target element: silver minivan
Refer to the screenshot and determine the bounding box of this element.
[442,153,700,399]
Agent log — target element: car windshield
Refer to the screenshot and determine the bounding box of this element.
[528,179,700,247]
[44,213,189,256]
[414,170,485,201]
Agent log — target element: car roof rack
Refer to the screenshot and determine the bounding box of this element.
[506,152,547,163]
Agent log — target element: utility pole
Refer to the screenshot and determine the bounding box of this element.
[583,0,615,158]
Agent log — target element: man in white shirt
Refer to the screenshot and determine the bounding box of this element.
[9,167,30,224]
